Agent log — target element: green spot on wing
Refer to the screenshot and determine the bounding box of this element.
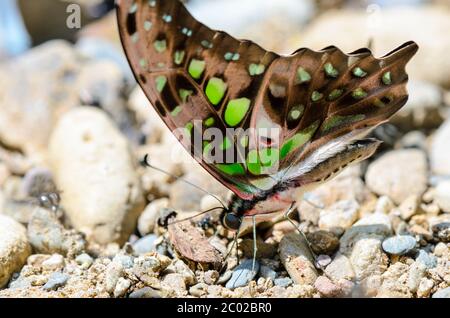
[248,63,265,76]
[139,59,148,69]
[324,62,339,78]
[382,71,392,85]
[352,88,368,99]
[171,106,182,117]
[353,67,367,77]
[311,91,323,102]
[153,40,166,53]
[216,163,245,176]
[205,77,227,105]
[185,122,193,136]
[246,148,279,175]
[155,76,167,93]
[204,117,215,127]
[220,137,232,150]
[188,59,206,79]
[288,105,304,121]
[295,67,311,84]
[322,114,366,133]
[224,98,251,127]
[174,51,185,65]
[328,88,343,101]
[178,89,193,103]
[280,122,319,159]
[144,21,152,31]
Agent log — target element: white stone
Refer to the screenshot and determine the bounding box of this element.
[318,200,359,231]
[42,254,65,271]
[137,198,169,236]
[431,119,450,175]
[365,149,428,204]
[0,215,31,288]
[434,181,450,213]
[48,107,145,244]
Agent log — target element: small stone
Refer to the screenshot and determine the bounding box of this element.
[217,270,232,285]
[434,181,450,213]
[0,215,31,288]
[42,254,65,271]
[162,273,187,291]
[132,234,157,255]
[203,270,219,285]
[129,287,161,298]
[225,259,259,290]
[348,237,388,280]
[43,272,69,291]
[432,287,450,298]
[417,278,434,298]
[318,200,359,231]
[137,198,169,236]
[279,232,318,285]
[315,254,332,269]
[433,242,448,257]
[105,261,124,293]
[274,277,293,288]
[398,195,420,220]
[75,253,93,269]
[21,167,57,199]
[407,262,427,293]
[259,265,277,281]
[431,119,450,175]
[415,250,437,269]
[382,235,417,255]
[432,222,450,242]
[166,259,196,286]
[324,254,355,282]
[365,149,428,204]
[374,196,395,214]
[114,277,131,298]
[189,283,208,297]
[398,131,427,150]
[314,276,342,298]
[306,230,340,255]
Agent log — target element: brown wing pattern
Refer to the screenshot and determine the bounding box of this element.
[117,0,418,199]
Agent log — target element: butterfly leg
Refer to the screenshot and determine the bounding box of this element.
[251,215,258,274]
[283,202,317,260]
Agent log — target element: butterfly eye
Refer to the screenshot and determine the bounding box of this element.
[222,213,242,230]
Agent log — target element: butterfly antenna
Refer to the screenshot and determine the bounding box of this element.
[166,206,224,227]
[142,154,227,209]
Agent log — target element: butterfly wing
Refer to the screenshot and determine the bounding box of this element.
[117,0,418,200]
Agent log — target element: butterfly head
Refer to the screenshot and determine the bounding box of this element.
[220,210,242,231]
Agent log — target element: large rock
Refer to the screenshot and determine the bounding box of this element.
[0,215,31,288]
[0,40,81,154]
[434,181,450,213]
[430,119,450,176]
[365,149,428,204]
[295,6,450,88]
[48,107,145,244]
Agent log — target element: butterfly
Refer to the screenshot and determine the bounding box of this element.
[116,0,418,233]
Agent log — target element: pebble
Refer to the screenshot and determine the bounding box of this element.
[43,272,69,291]
[398,195,420,221]
[21,167,57,199]
[416,250,437,269]
[129,287,161,298]
[432,287,450,298]
[225,259,260,290]
[348,237,388,281]
[279,232,318,285]
[132,234,157,255]
[306,230,340,255]
[315,255,332,269]
[365,149,428,204]
[433,242,448,257]
[105,261,124,293]
[318,200,359,231]
[324,254,355,282]
[407,262,427,293]
[314,276,342,298]
[42,254,65,271]
[48,107,145,244]
[382,235,417,256]
[217,270,233,285]
[430,119,450,175]
[432,222,450,242]
[114,277,132,298]
[259,265,277,281]
[374,196,395,214]
[189,283,208,297]
[417,278,434,298]
[274,277,293,288]
[434,181,450,213]
[162,273,187,292]
[203,270,219,285]
[27,207,86,256]
[0,215,31,288]
[137,198,169,236]
[75,253,94,269]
